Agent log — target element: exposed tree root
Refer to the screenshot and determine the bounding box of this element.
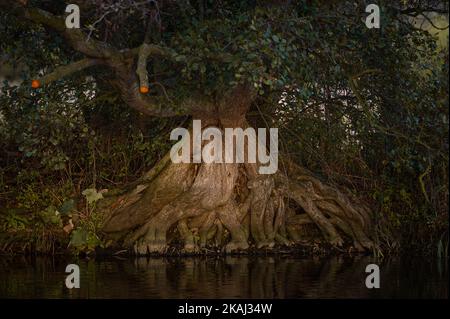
[99,146,376,255]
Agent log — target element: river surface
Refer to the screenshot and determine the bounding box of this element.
[0,255,447,298]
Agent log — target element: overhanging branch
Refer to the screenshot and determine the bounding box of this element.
[4,1,229,117]
[32,58,102,87]
[4,1,184,117]
[112,62,185,117]
[19,7,118,59]
[137,44,150,92]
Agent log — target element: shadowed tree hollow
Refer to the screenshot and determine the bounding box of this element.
[1,0,448,255]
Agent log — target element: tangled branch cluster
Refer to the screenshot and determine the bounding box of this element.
[87,0,162,41]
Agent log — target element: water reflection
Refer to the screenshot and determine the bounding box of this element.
[0,255,447,298]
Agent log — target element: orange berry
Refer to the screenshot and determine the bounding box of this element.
[139,86,149,94]
[31,80,40,89]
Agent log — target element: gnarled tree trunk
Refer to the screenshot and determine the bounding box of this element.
[98,87,375,255]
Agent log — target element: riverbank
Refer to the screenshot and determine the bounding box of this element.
[0,226,377,257]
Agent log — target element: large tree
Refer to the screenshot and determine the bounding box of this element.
[1,0,447,254]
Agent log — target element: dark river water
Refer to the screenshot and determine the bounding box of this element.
[0,255,447,299]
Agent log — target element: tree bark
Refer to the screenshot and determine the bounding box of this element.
[99,87,376,255]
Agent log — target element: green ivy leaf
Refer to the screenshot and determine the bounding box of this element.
[38,206,62,226]
[70,228,87,247]
[82,188,103,204]
[59,199,75,215]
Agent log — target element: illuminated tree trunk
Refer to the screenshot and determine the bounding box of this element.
[99,87,375,254]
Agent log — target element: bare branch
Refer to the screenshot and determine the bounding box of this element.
[6,3,120,59]
[32,58,102,87]
[136,44,151,91]
[113,63,184,117]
